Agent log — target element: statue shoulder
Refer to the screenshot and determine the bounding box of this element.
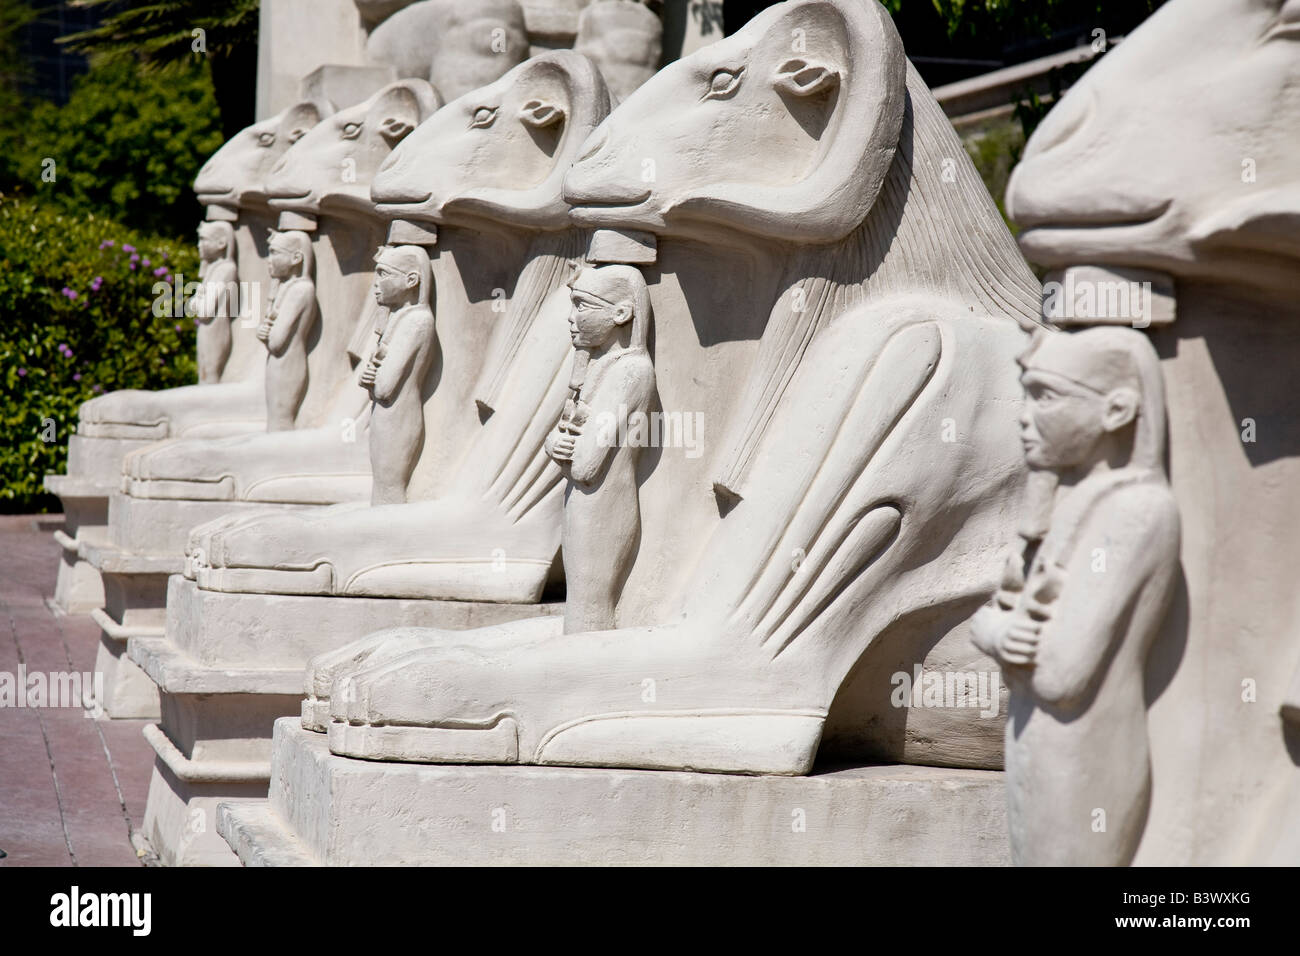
[280,277,316,308]
[1085,478,1181,559]
[209,259,237,282]
[402,304,435,331]
[611,349,656,397]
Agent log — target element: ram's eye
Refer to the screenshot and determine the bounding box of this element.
[470,106,498,129]
[257,132,275,147]
[341,122,363,140]
[286,128,307,144]
[704,67,744,101]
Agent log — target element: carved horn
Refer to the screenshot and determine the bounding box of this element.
[668,0,906,244]
[448,51,612,231]
[370,77,442,126]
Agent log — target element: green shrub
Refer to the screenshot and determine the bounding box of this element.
[1,56,223,237]
[0,194,199,512]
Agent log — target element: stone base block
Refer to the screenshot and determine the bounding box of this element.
[63,433,158,488]
[106,493,313,557]
[164,575,563,672]
[140,742,267,868]
[53,532,107,614]
[138,689,293,866]
[45,484,111,614]
[217,719,1010,866]
[132,588,561,865]
[91,623,161,720]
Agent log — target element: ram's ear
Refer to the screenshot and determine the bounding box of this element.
[367,79,441,146]
[280,99,332,145]
[520,99,565,129]
[667,0,906,244]
[773,58,838,98]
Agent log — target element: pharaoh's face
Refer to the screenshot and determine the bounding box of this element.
[1018,370,1108,472]
[373,261,417,308]
[197,233,224,261]
[267,246,299,279]
[567,281,629,349]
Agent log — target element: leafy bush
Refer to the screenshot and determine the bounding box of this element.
[0,194,199,511]
[0,56,223,237]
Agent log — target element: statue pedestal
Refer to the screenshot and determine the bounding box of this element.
[216,719,1009,866]
[81,494,318,717]
[130,576,563,866]
[45,434,154,614]
[44,426,263,612]
[45,478,110,614]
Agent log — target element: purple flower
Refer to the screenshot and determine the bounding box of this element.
[153,266,167,277]
[174,324,181,332]
[164,274,173,283]
[129,253,140,262]
[90,276,103,291]
[142,258,151,268]
[61,287,77,300]
[122,244,135,254]
[73,373,81,382]
[17,367,26,377]
[93,384,102,393]
[100,239,114,249]
[129,263,137,271]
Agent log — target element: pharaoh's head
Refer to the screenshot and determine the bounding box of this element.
[567,264,650,351]
[266,230,314,280]
[372,244,433,308]
[197,220,236,263]
[1017,328,1166,478]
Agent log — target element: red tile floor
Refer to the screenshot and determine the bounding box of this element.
[0,514,151,866]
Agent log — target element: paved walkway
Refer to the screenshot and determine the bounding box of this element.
[0,514,151,867]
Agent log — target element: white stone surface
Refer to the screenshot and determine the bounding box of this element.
[971,328,1179,865]
[315,0,1038,775]
[1005,0,1300,865]
[188,52,612,603]
[365,0,529,97]
[218,718,1008,866]
[129,577,561,867]
[256,0,369,120]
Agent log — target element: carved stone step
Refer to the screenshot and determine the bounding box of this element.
[216,719,1009,866]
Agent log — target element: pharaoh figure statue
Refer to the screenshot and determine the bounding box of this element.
[364,244,437,506]
[193,220,240,385]
[544,264,656,633]
[970,327,1180,866]
[258,229,318,431]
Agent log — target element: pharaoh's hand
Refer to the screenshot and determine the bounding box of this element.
[256,319,272,342]
[544,425,576,462]
[997,612,1043,667]
[360,358,379,388]
[971,604,1041,667]
[970,604,1011,658]
[570,399,591,429]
